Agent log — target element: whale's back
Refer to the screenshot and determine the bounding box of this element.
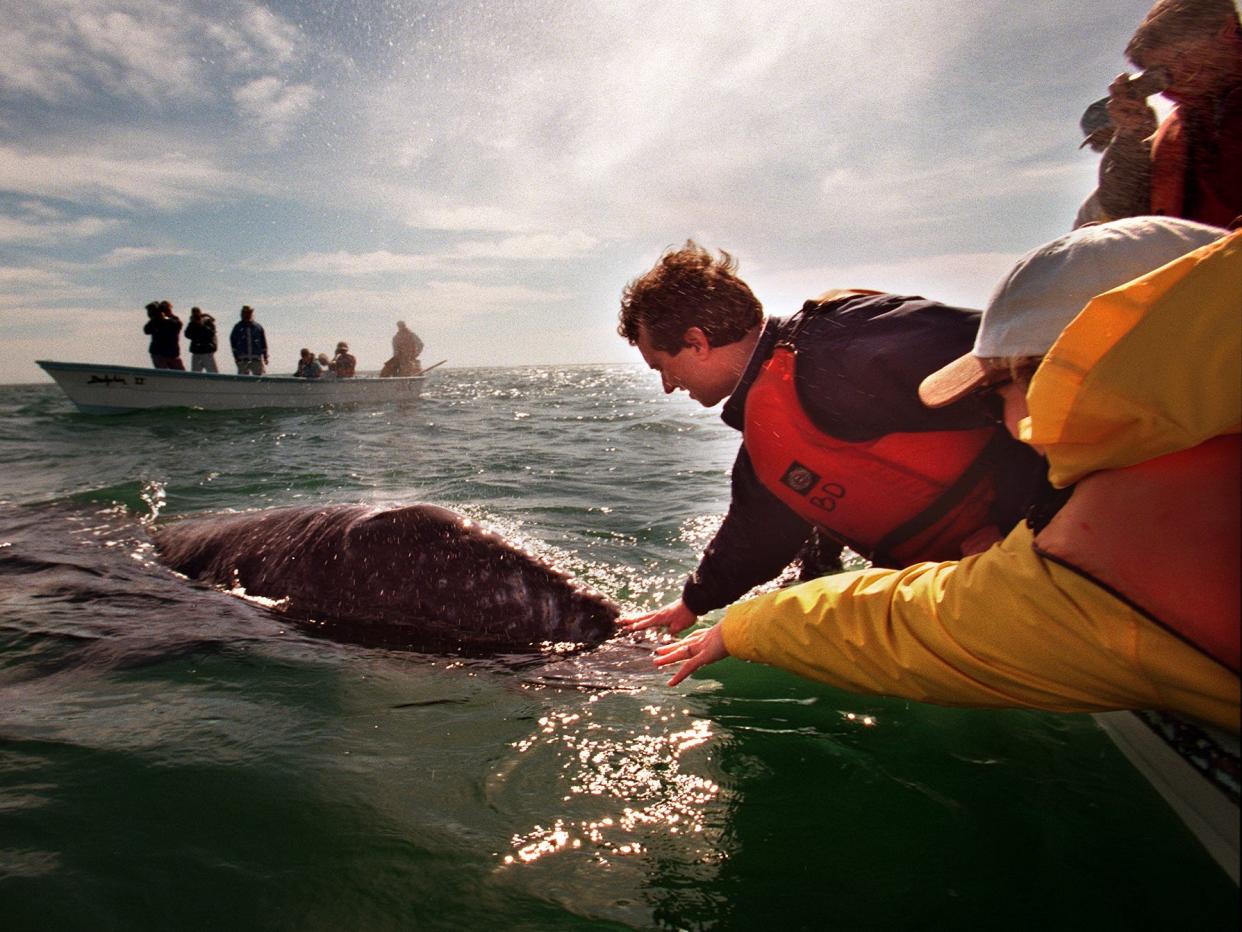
[153,504,618,652]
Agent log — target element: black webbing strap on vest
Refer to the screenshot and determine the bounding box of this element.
[868,429,1012,565]
[777,298,849,351]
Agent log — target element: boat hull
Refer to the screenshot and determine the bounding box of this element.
[37,361,425,414]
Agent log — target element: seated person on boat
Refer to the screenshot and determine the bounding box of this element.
[294,348,322,379]
[329,342,357,378]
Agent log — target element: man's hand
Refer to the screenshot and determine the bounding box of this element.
[653,623,730,686]
[621,598,698,634]
[1107,73,1159,139]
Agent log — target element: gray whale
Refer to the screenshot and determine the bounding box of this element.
[153,503,619,653]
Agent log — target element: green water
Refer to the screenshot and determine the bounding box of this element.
[0,370,1235,930]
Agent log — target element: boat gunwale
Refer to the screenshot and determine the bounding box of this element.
[36,360,426,386]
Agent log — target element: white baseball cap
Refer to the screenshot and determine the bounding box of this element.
[919,216,1228,407]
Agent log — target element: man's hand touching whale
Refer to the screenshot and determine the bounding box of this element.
[622,598,699,635]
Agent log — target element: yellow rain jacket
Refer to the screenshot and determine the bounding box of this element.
[720,232,1241,732]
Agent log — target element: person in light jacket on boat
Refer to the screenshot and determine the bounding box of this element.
[656,218,1239,734]
[230,305,268,375]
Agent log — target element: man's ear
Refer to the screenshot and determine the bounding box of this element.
[682,327,711,356]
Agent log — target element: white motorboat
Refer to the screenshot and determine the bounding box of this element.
[1095,710,1239,885]
[37,360,433,414]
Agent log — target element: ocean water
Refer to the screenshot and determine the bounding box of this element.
[0,366,1235,931]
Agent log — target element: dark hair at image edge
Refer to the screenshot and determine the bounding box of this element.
[1126,0,1241,64]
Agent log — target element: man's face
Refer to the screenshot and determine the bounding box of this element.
[635,325,733,408]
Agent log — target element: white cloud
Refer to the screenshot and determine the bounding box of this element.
[263,250,438,276]
[68,5,201,103]
[0,140,255,210]
[262,232,600,276]
[0,1,315,142]
[0,210,119,245]
[96,246,193,267]
[233,76,317,146]
[264,280,572,320]
[240,6,300,64]
[406,204,542,234]
[0,266,69,288]
[449,232,600,261]
[753,251,1024,314]
[352,0,992,241]
[420,279,573,307]
[0,263,104,305]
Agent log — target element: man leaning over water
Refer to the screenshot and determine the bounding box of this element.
[618,241,1047,635]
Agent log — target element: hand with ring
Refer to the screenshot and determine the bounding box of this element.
[653,623,730,686]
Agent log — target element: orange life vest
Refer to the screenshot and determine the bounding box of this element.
[1034,434,1241,673]
[743,346,1007,566]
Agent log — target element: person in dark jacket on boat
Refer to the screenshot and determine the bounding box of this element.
[230,305,268,375]
[617,241,1048,635]
[184,307,218,373]
[143,300,184,370]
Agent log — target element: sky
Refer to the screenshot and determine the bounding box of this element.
[0,0,1175,384]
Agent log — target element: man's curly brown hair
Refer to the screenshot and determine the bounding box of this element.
[617,240,763,354]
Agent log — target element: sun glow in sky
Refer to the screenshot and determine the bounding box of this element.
[1,0,1166,383]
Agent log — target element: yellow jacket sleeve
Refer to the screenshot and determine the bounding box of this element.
[720,523,1239,732]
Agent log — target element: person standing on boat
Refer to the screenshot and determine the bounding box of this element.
[329,342,357,378]
[230,305,268,376]
[655,218,1239,734]
[617,241,1048,637]
[383,320,423,377]
[1076,0,1242,229]
[143,300,184,370]
[184,307,218,373]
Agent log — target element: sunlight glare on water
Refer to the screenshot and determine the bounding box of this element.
[500,697,721,868]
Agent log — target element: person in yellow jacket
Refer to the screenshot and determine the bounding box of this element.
[655,217,1240,734]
